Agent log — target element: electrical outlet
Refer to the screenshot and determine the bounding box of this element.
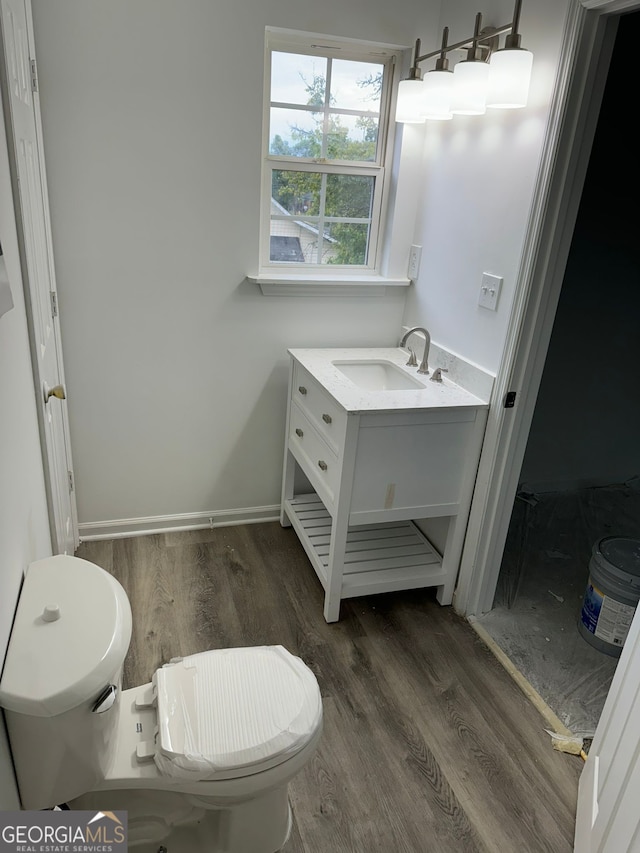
[478,273,503,311]
[408,244,422,280]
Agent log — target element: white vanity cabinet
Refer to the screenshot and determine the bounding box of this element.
[280,349,490,622]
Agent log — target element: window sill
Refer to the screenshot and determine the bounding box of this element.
[247,273,411,296]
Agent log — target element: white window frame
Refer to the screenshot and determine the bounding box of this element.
[253,28,408,293]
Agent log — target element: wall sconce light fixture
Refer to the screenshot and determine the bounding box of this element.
[396,0,532,123]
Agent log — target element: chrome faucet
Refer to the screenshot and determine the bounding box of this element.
[399,327,431,375]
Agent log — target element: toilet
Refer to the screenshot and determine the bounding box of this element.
[0,555,323,852]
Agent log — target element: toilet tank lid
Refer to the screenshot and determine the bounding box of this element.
[0,555,132,717]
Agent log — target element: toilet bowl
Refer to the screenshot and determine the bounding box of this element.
[0,555,323,852]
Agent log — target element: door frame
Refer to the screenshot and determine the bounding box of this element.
[454,0,640,618]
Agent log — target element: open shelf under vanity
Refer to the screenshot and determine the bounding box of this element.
[285,493,446,600]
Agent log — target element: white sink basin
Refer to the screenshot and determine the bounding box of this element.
[333,359,425,391]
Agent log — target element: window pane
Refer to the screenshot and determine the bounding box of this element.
[270,221,370,266]
[326,114,378,161]
[271,170,321,216]
[270,235,305,263]
[324,223,370,265]
[270,169,373,265]
[330,59,383,113]
[325,174,374,219]
[271,52,327,106]
[270,218,327,264]
[269,108,322,157]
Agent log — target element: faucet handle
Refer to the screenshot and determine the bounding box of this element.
[430,367,448,383]
[406,347,418,367]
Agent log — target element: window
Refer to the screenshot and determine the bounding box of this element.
[260,29,399,278]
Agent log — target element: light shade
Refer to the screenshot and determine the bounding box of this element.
[421,70,453,121]
[396,78,425,123]
[486,48,533,108]
[450,60,490,116]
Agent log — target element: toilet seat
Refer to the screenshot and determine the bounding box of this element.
[153,646,322,781]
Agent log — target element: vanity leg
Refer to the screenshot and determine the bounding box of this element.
[436,575,456,606]
[438,410,488,606]
[280,450,296,528]
[323,417,360,622]
[323,592,341,623]
[323,510,349,623]
[280,360,296,528]
[436,516,462,606]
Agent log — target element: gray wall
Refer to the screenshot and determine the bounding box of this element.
[30,0,433,532]
[30,0,571,532]
[403,0,570,373]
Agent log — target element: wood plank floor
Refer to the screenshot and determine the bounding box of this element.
[78,523,580,852]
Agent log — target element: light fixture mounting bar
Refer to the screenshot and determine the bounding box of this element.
[407,37,423,79]
[414,20,513,65]
[505,0,523,48]
[413,0,525,65]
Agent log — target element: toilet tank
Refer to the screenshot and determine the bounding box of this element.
[0,555,132,809]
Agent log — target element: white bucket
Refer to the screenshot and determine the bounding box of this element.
[578,536,640,657]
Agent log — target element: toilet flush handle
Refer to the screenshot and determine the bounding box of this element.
[92,684,118,714]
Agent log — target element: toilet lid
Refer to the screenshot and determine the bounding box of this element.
[153,646,322,780]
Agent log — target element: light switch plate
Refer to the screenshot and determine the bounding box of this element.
[478,272,503,311]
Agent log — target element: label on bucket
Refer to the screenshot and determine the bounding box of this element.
[595,595,636,646]
[581,578,636,647]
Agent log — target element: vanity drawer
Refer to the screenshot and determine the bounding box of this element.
[289,402,340,504]
[292,364,347,454]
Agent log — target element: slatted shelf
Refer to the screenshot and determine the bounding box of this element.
[285,494,447,598]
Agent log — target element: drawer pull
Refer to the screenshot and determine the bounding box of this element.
[298,386,307,395]
[318,460,328,471]
[295,428,304,437]
[322,413,332,424]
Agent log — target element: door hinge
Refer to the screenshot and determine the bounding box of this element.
[50,291,58,318]
[68,470,74,492]
[30,58,38,93]
[504,391,517,409]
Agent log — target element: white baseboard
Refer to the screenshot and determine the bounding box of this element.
[78,505,281,541]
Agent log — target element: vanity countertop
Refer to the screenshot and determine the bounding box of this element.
[289,347,492,414]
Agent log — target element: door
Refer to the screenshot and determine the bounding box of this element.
[574,603,640,852]
[0,0,77,553]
